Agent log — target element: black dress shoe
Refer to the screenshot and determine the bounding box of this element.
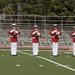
[53,55,58,57]
[33,55,38,57]
[11,55,17,56]
[73,55,75,57]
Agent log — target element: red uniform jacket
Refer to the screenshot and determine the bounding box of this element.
[71,31,75,42]
[8,28,20,42]
[31,29,42,43]
[50,28,62,42]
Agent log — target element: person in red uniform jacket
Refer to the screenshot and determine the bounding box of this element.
[8,23,20,56]
[71,26,75,56]
[50,24,62,56]
[31,25,42,56]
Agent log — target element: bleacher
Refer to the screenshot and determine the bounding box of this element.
[0,15,74,46]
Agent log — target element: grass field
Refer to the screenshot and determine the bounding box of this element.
[0,49,75,75]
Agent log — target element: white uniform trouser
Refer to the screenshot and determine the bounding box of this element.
[11,42,17,55]
[52,42,58,56]
[73,43,75,56]
[32,43,39,55]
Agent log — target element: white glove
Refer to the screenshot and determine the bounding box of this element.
[10,29,15,33]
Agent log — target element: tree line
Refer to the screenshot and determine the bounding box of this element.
[0,0,75,16]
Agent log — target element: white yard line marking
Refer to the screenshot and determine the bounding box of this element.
[16,64,21,67]
[18,51,33,56]
[66,55,69,57]
[55,65,71,67]
[39,65,44,67]
[18,51,75,72]
[1,55,4,56]
[64,52,72,54]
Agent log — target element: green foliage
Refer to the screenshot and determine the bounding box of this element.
[0,0,75,16]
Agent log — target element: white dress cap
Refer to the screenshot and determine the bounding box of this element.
[34,25,38,28]
[74,26,75,28]
[12,23,16,26]
[53,24,57,27]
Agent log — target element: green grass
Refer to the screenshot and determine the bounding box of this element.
[0,50,75,75]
